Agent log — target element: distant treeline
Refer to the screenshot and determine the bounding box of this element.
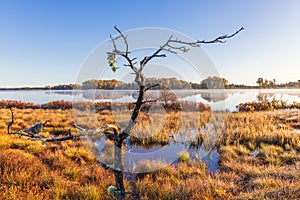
[255,77,300,89]
[1,77,299,90]
[80,77,300,89]
[0,84,81,91]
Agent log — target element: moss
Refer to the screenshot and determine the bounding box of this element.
[247,141,257,151]
[177,151,190,162]
[107,185,117,196]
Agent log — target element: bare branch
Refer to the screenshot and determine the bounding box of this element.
[145,83,161,91]
[166,44,190,52]
[132,98,159,105]
[142,99,159,104]
[24,122,44,135]
[114,25,129,56]
[108,26,144,86]
[41,128,104,144]
[103,131,115,140]
[169,27,244,45]
[110,35,118,52]
[8,130,43,139]
[108,26,138,77]
[42,125,118,144]
[202,26,244,43]
[70,123,86,132]
[7,108,44,139]
[139,35,173,70]
[124,62,137,67]
[164,48,177,54]
[139,27,244,72]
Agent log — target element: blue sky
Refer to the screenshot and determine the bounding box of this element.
[0,0,299,87]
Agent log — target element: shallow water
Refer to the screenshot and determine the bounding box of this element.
[294,129,300,134]
[249,149,260,157]
[90,130,220,173]
[201,150,219,173]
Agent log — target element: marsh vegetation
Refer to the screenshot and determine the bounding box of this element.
[0,106,299,199]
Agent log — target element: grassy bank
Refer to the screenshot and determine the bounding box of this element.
[0,108,299,199]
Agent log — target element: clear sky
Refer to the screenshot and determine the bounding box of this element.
[0,0,299,87]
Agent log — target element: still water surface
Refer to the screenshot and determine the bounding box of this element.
[0,89,299,111]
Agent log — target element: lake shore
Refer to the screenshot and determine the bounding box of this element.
[1,87,300,91]
[0,89,300,112]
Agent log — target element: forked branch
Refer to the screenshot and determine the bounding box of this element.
[108,26,243,89]
[107,26,244,141]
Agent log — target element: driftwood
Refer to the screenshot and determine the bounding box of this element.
[6,107,116,144]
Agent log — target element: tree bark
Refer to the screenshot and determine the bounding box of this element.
[120,85,145,140]
[114,139,125,200]
[113,85,145,200]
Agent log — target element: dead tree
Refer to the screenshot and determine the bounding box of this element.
[7,26,243,200]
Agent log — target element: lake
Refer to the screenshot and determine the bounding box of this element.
[0,89,299,111]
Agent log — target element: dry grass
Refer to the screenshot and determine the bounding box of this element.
[223,111,300,150]
[0,108,299,199]
[0,109,117,200]
[135,161,231,200]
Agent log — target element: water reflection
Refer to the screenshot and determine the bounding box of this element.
[0,89,300,111]
[87,114,223,173]
[201,92,228,103]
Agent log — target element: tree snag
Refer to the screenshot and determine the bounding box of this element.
[7,26,243,200]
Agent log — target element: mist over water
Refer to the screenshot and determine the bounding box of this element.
[1,89,300,112]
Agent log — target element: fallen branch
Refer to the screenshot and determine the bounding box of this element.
[7,108,117,144]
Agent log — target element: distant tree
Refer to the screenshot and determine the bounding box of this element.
[159,87,178,111]
[201,76,228,89]
[256,78,279,88]
[82,79,99,89]
[264,79,270,88]
[256,77,264,87]
[222,78,228,86]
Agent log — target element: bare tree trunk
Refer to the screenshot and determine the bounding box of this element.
[114,139,125,200]
[112,86,146,200]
